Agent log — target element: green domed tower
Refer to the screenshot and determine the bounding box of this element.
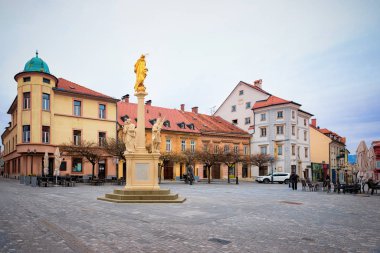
[14,52,58,175]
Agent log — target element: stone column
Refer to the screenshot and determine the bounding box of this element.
[135,91,148,153]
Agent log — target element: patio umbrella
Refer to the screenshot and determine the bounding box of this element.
[356,141,369,179]
[43,151,49,176]
[53,148,62,185]
[368,146,376,178]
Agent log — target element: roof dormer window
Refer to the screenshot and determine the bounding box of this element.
[120,115,129,122]
[149,119,157,125]
[163,120,170,128]
[187,123,194,130]
[177,122,186,129]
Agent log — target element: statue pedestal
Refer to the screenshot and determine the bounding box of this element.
[124,152,160,190]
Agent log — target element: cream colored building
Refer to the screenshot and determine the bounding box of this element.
[1,53,118,179]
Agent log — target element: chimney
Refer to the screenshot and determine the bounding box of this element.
[145,100,152,106]
[121,94,130,103]
[180,104,185,111]
[253,79,263,89]
[191,106,198,114]
[311,118,317,127]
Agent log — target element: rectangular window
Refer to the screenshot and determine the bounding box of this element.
[297,146,300,157]
[292,125,295,136]
[245,117,251,125]
[305,147,308,158]
[60,161,67,171]
[260,113,266,121]
[304,130,307,141]
[244,145,249,155]
[214,145,219,154]
[72,158,83,172]
[99,104,106,119]
[42,126,50,143]
[278,145,283,156]
[239,90,244,95]
[376,161,380,168]
[42,93,50,111]
[23,92,30,110]
[74,100,81,116]
[98,132,106,147]
[292,145,296,156]
[224,145,230,153]
[260,146,267,155]
[166,139,171,152]
[276,125,284,135]
[277,111,283,119]
[73,130,81,145]
[23,76,31,82]
[245,102,251,109]
[304,119,307,126]
[292,111,295,119]
[22,125,30,143]
[260,127,267,137]
[234,145,239,154]
[231,105,236,112]
[43,78,50,84]
[181,140,186,152]
[190,140,195,153]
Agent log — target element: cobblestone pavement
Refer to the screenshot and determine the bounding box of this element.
[0,178,379,253]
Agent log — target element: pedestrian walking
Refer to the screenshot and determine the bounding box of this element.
[290,172,299,190]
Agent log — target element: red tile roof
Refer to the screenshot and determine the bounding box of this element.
[117,101,249,136]
[241,81,272,96]
[181,111,249,135]
[319,128,346,144]
[252,95,292,110]
[56,78,116,100]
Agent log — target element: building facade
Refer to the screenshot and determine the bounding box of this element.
[215,80,313,178]
[251,96,313,178]
[1,53,119,179]
[309,118,331,181]
[117,99,251,180]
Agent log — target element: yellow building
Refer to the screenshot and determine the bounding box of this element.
[309,119,331,181]
[117,99,251,180]
[1,53,118,179]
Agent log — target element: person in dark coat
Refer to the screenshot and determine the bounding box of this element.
[290,172,299,190]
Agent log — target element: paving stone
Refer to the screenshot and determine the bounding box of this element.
[0,178,379,252]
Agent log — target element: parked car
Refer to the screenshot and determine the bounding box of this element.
[256,172,290,184]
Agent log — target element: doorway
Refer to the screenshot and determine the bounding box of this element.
[242,163,248,178]
[180,163,184,179]
[291,165,297,174]
[259,166,268,176]
[98,161,106,179]
[211,164,221,179]
[163,161,174,180]
[122,162,126,179]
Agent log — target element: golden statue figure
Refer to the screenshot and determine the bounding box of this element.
[134,54,148,92]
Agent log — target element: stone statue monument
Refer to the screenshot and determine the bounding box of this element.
[134,54,148,92]
[152,117,164,153]
[122,119,136,153]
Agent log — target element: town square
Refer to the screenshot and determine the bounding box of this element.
[0,1,379,252]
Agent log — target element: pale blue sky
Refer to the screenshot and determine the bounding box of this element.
[0,0,379,153]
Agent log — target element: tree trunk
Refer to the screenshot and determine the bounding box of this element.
[92,163,95,179]
[207,166,211,184]
[227,166,230,184]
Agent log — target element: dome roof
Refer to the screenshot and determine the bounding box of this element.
[23,51,50,74]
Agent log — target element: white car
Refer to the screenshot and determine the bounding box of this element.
[256,173,290,184]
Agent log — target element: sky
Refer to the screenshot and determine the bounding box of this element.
[0,0,379,153]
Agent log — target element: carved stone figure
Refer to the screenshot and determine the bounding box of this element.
[134,54,148,92]
[123,119,136,153]
[152,118,164,153]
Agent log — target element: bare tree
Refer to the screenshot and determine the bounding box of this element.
[247,154,276,177]
[197,144,221,184]
[60,141,103,179]
[159,152,182,183]
[220,147,244,184]
[103,137,125,162]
